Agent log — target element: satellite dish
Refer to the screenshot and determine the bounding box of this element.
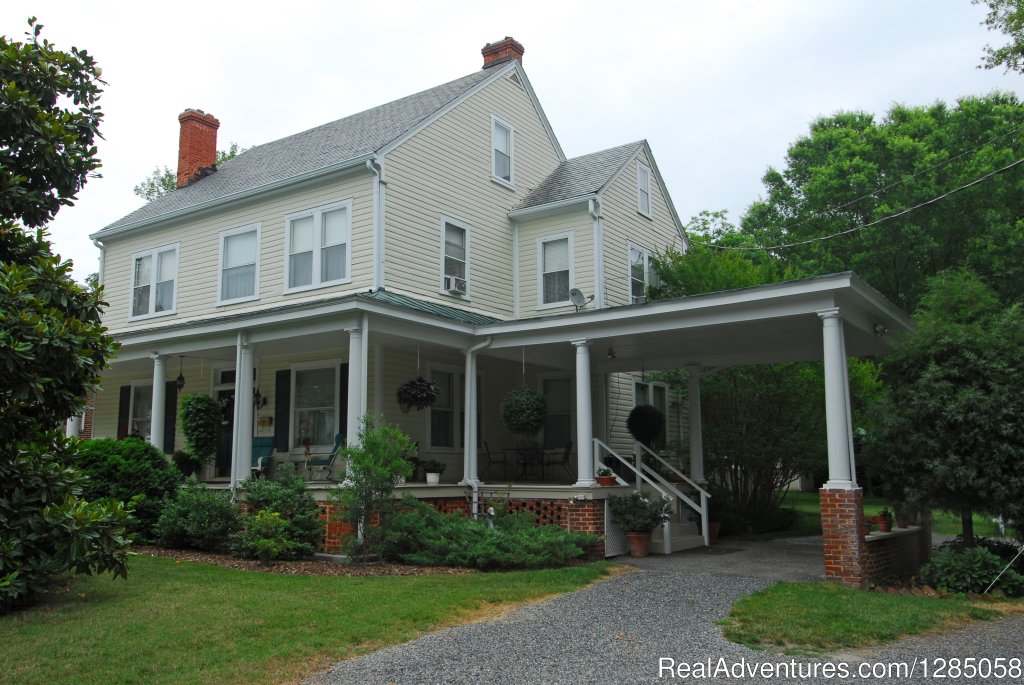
[568,288,595,311]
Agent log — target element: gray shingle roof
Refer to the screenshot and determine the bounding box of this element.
[97,68,499,236]
[514,141,644,210]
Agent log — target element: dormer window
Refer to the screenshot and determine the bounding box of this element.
[130,243,178,320]
[637,161,652,217]
[284,199,352,293]
[539,233,573,307]
[491,115,515,188]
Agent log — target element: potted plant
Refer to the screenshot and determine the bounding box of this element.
[396,376,440,412]
[179,393,221,467]
[874,507,894,532]
[607,492,670,558]
[172,449,204,477]
[422,459,446,485]
[596,467,617,487]
[626,404,666,448]
[500,387,547,437]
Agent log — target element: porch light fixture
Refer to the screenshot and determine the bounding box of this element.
[253,388,268,410]
[175,356,186,391]
[607,346,616,360]
[874,323,888,337]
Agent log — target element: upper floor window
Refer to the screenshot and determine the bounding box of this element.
[285,200,352,292]
[491,115,515,187]
[130,243,178,320]
[629,243,657,304]
[440,217,469,296]
[539,234,573,306]
[637,161,652,217]
[219,223,260,304]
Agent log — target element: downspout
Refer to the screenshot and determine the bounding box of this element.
[92,239,105,287]
[511,220,520,319]
[589,198,604,309]
[463,336,493,513]
[366,158,385,291]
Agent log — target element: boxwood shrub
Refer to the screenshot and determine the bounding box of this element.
[155,479,242,551]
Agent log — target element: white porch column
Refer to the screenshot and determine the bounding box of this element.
[818,308,856,488]
[346,325,365,444]
[462,349,478,485]
[65,414,82,439]
[149,354,166,451]
[572,339,596,487]
[687,364,705,484]
[231,333,255,488]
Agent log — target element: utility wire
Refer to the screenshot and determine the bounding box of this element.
[712,156,1024,252]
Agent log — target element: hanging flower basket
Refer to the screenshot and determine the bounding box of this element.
[501,386,547,436]
[396,376,440,411]
[626,404,666,447]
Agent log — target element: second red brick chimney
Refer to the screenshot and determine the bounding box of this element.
[176,109,220,188]
[482,37,524,69]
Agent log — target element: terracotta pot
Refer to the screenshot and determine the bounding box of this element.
[625,531,652,558]
[878,520,892,533]
[596,475,617,486]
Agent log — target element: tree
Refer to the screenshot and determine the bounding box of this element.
[0,18,127,611]
[871,270,1024,544]
[975,0,1024,73]
[741,95,1024,310]
[133,143,245,202]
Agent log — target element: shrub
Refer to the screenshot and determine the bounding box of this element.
[237,465,322,559]
[231,510,296,564]
[179,394,221,464]
[919,546,1024,597]
[73,438,182,541]
[608,492,670,532]
[154,480,242,551]
[379,497,596,570]
[938,535,1024,571]
[501,387,547,436]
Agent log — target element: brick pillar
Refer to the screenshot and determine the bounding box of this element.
[820,487,866,588]
[567,499,605,559]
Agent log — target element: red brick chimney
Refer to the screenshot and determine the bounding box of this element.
[176,109,220,188]
[482,37,524,69]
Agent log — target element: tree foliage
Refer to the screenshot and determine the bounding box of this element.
[975,0,1024,74]
[0,18,126,611]
[871,270,1024,542]
[133,143,245,202]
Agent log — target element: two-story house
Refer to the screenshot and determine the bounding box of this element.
[84,38,913,565]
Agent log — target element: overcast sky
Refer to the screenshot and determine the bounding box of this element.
[4,1,1020,281]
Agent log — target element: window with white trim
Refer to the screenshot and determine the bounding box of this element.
[491,115,514,186]
[130,383,153,440]
[291,363,339,450]
[130,244,178,319]
[428,368,483,450]
[637,161,652,217]
[629,243,657,304]
[634,379,669,448]
[285,200,351,291]
[218,223,260,304]
[540,234,572,306]
[441,218,469,296]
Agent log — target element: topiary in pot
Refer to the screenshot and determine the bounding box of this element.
[626,404,665,447]
[179,393,222,465]
[396,376,440,411]
[501,387,547,437]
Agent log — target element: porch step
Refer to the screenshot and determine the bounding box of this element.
[651,526,706,554]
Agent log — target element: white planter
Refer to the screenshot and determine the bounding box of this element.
[426,472,441,485]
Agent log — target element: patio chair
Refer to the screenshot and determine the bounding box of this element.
[305,433,344,482]
[545,441,574,481]
[251,436,275,478]
[480,441,507,480]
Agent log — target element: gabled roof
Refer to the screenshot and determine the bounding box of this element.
[95,67,509,238]
[513,141,644,211]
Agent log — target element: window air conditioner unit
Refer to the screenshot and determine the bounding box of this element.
[444,275,467,295]
[631,295,647,304]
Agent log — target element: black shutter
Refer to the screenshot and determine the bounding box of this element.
[163,381,177,454]
[274,370,290,451]
[117,385,131,438]
[339,363,349,439]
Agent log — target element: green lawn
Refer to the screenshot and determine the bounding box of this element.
[721,581,1004,654]
[1,554,610,685]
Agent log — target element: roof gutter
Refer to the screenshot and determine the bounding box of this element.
[508,193,596,220]
[90,153,376,241]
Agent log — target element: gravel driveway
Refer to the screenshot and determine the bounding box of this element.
[306,538,1024,685]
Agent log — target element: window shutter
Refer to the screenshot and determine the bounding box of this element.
[339,363,349,440]
[163,381,177,454]
[274,370,290,451]
[117,385,131,439]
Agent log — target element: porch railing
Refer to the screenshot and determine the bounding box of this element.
[593,438,711,549]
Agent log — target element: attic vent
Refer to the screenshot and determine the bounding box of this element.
[508,72,524,89]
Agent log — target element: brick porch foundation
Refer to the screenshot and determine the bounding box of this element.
[820,487,866,588]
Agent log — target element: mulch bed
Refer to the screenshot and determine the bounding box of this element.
[131,546,475,577]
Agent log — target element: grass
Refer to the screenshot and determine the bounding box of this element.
[729,491,1006,541]
[721,581,1005,654]
[1,554,610,685]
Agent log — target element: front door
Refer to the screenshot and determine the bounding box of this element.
[214,387,235,478]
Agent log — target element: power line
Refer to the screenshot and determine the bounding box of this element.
[712,155,1024,252]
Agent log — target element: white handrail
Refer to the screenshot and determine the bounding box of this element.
[635,442,710,499]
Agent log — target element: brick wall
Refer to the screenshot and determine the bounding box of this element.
[864,526,931,583]
[820,487,866,588]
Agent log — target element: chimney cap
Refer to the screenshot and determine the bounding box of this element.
[482,37,524,69]
[178,108,220,128]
